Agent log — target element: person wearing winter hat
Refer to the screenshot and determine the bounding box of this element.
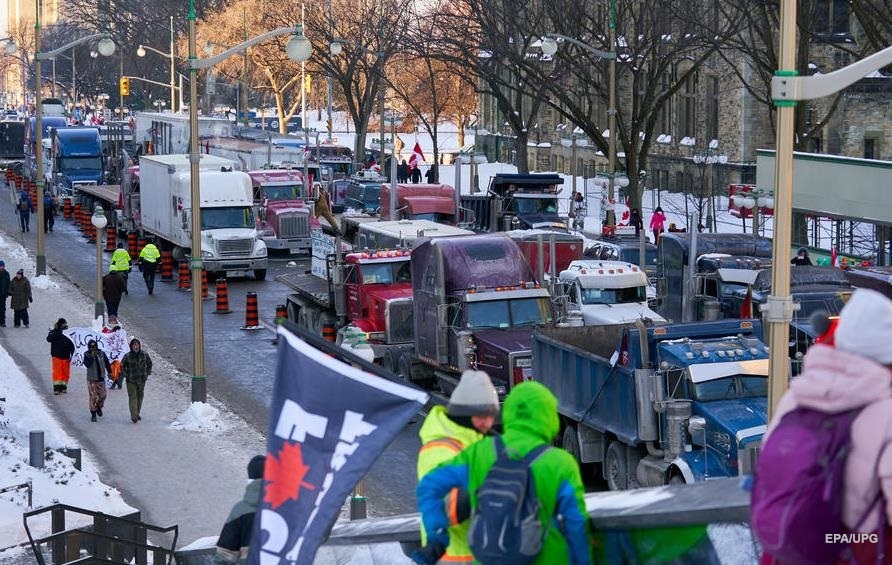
[413,370,499,564]
[120,338,152,423]
[0,260,9,327]
[759,289,892,564]
[213,455,265,564]
[46,318,75,394]
[83,339,112,422]
[9,269,32,328]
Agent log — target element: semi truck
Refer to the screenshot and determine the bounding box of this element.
[532,320,768,490]
[248,169,312,254]
[205,136,304,170]
[460,173,567,232]
[557,260,666,325]
[49,126,104,194]
[138,154,268,279]
[379,183,461,224]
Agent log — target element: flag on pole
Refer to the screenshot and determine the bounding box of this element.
[246,327,428,565]
[740,286,753,319]
[408,142,425,171]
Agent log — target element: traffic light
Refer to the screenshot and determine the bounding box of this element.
[304,74,312,93]
[119,77,130,97]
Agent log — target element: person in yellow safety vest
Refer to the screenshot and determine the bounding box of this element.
[138,242,161,295]
[415,370,499,563]
[110,243,132,295]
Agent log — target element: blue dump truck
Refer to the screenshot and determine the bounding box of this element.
[460,173,567,232]
[532,320,768,490]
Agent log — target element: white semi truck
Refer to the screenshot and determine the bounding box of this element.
[138,154,268,280]
[558,260,666,325]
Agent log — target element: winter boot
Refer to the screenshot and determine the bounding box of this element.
[91,412,97,422]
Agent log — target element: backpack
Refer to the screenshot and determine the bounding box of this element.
[751,406,881,565]
[18,199,29,212]
[468,435,551,565]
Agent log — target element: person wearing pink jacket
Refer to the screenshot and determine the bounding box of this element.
[762,289,892,564]
[649,206,666,244]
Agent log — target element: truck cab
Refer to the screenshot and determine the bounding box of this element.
[558,260,666,325]
[50,126,104,192]
[344,171,385,213]
[342,250,414,345]
[460,173,567,232]
[248,169,311,254]
[379,183,459,224]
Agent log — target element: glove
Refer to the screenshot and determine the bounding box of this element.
[454,489,471,524]
[410,541,446,565]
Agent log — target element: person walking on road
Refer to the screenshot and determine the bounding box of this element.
[102,270,126,323]
[110,242,132,295]
[414,370,499,564]
[138,241,160,294]
[84,339,111,422]
[416,381,593,565]
[649,206,666,245]
[43,191,56,233]
[9,269,32,328]
[17,190,33,232]
[0,260,9,327]
[46,318,75,394]
[214,455,265,564]
[121,338,152,423]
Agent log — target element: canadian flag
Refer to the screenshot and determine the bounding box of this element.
[831,246,840,268]
[408,142,425,170]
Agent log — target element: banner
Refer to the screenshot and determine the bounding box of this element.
[247,328,428,565]
[408,142,425,171]
[63,326,130,367]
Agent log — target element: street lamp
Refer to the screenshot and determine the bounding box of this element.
[137,17,177,113]
[91,205,107,321]
[692,144,728,232]
[383,108,399,220]
[153,99,166,112]
[34,23,115,276]
[187,0,313,402]
[560,131,588,218]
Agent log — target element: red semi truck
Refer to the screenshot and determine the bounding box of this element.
[247,169,312,254]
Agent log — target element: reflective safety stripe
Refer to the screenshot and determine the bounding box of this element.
[419,437,463,455]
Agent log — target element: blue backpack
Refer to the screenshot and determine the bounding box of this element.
[468,435,551,565]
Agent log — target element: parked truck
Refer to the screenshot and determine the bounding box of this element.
[460,173,567,232]
[248,168,311,254]
[404,234,555,398]
[532,320,768,490]
[205,135,304,170]
[557,260,666,325]
[379,183,461,224]
[138,154,268,279]
[49,126,104,194]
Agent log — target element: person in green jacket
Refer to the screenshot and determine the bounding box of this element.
[110,242,132,295]
[416,370,499,563]
[121,338,152,423]
[138,241,161,294]
[416,380,593,565]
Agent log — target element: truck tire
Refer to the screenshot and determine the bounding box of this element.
[605,441,629,491]
[562,426,582,463]
[254,269,267,281]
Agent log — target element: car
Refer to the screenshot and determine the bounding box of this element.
[2,110,21,121]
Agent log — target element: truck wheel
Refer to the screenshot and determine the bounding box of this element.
[397,354,413,383]
[562,426,582,463]
[254,269,267,281]
[605,442,629,491]
[668,473,686,486]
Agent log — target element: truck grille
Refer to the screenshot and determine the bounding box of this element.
[279,214,309,238]
[738,442,761,475]
[217,238,254,257]
[385,300,414,344]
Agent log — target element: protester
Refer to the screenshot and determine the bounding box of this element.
[46,318,75,394]
[17,190,33,232]
[0,260,9,327]
[425,165,437,184]
[83,339,112,422]
[415,381,592,565]
[629,207,643,236]
[43,191,56,233]
[103,270,126,323]
[410,166,422,184]
[791,247,813,266]
[213,455,266,564]
[398,159,409,183]
[414,370,499,563]
[753,289,892,564]
[110,242,132,295]
[9,268,32,328]
[138,241,161,294]
[121,338,152,423]
[649,206,666,244]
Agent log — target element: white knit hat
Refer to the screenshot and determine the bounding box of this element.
[835,289,892,365]
[448,370,499,417]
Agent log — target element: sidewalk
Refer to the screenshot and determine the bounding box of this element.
[0,230,267,548]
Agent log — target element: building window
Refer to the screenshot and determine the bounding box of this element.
[864,138,876,160]
[674,171,685,191]
[677,72,698,138]
[815,0,849,35]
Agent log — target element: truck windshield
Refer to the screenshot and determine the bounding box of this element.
[201,207,255,229]
[466,298,552,328]
[59,156,101,171]
[263,185,301,202]
[359,261,411,285]
[580,286,647,305]
[692,375,768,401]
[412,212,454,223]
[512,197,559,216]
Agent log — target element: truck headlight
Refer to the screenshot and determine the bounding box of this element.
[201,250,213,259]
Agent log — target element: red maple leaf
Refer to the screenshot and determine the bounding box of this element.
[621,209,630,222]
[264,442,316,509]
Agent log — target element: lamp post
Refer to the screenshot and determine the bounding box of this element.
[383,108,399,220]
[560,131,588,209]
[691,144,728,232]
[153,99,166,112]
[541,1,619,224]
[137,18,177,113]
[91,205,107,321]
[187,0,313,402]
[34,22,115,276]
